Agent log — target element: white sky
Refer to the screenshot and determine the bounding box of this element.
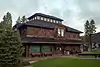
[0,0,100,34]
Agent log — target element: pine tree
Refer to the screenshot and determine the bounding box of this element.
[21,15,26,23]
[84,19,96,51]
[16,16,21,24]
[0,12,23,67]
[90,19,96,34]
[85,20,90,36]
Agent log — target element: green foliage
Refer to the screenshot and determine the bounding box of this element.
[21,15,26,23]
[16,16,21,24]
[32,58,100,67]
[2,12,12,27]
[84,19,96,36]
[90,19,96,34]
[85,20,90,36]
[0,12,23,67]
[84,19,96,51]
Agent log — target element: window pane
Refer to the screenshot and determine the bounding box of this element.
[61,29,64,36]
[37,16,40,19]
[41,17,43,20]
[47,18,49,22]
[35,17,37,19]
[58,28,61,36]
[56,21,58,23]
[42,46,51,52]
[30,45,40,52]
[51,19,53,22]
[54,20,55,23]
[44,18,46,21]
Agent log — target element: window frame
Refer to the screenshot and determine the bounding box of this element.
[57,28,65,37]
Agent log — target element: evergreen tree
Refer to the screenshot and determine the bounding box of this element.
[3,12,12,27]
[16,16,21,24]
[84,19,96,51]
[90,19,96,34]
[85,20,90,36]
[85,19,96,36]
[0,12,23,67]
[21,15,26,23]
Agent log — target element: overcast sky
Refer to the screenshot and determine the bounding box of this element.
[0,0,100,33]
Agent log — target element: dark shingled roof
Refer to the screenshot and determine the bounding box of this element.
[67,26,82,33]
[26,20,56,29]
[28,13,63,21]
[14,20,82,33]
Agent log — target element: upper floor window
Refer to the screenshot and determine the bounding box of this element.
[57,28,64,37]
[54,20,56,23]
[61,29,64,36]
[56,21,58,23]
[33,18,35,20]
[47,18,49,22]
[50,19,53,22]
[44,18,46,21]
[58,28,61,36]
[37,16,40,20]
[34,17,37,19]
[41,17,43,20]
[53,20,55,23]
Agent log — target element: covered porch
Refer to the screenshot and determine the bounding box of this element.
[24,43,82,57]
[22,37,82,57]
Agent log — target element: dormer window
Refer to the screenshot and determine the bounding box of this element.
[54,20,55,23]
[34,17,37,20]
[56,21,58,23]
[37,16,40,20]
[33,18,35,20]
[47,18,49,22]
[58,21,60,23]
[50,19,53,22]
[44,18,46,21]
[57,28,64,37]
[41,17,43,20]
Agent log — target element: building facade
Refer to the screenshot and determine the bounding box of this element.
[14,13,83,57]
[91,32,100,52]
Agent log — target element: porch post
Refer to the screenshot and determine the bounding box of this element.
[61,45,64,55]
[26,45,30,57]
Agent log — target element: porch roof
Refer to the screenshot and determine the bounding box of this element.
[21,37,82,44]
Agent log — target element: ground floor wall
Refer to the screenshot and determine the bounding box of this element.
[24,43,81,57]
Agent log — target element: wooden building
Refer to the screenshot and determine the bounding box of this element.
[91,32,100,51]
[14,13,83,57]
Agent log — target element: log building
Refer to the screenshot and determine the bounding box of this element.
[14,13,83,57]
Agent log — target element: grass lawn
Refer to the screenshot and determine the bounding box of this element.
[31,58,100,67]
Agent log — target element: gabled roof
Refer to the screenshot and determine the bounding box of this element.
[14,20,83,33]
[67,26,83,33]
[28,13,63,21]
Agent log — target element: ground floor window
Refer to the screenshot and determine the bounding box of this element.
[42,46,51,52]
[30,45,40,52]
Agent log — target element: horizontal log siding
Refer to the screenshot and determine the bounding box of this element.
[26,27,54,38]
[65,32,80,40]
